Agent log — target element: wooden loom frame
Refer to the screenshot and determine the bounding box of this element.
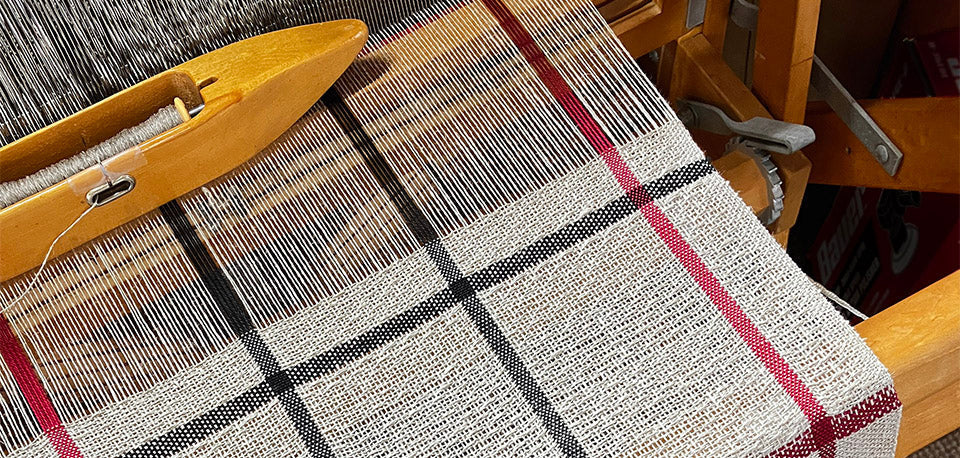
[596,0,959,455]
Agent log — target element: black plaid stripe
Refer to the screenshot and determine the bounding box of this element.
[322,88,588,456]
[468,160,714,291]
[291,159,713,385]
[158,202,334,458]
[137,159,713,455]
[319,91,440,245]
[123,383,274,457]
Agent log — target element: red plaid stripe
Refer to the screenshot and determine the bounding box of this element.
[476,0,898,454]
[768,386,901,457]
[0,315,83,457]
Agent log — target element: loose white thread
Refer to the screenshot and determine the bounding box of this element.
[3,204,96,313]
[809,276,869,320]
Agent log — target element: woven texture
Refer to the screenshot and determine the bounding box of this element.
[0,0,900,456]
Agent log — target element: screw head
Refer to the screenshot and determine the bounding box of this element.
[875,144,889,162]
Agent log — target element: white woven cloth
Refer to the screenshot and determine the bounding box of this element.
[0,0,900,456]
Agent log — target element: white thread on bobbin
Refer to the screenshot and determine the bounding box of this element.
[0,105,180,209]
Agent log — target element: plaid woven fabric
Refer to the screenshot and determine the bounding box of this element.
[0,0,900,456]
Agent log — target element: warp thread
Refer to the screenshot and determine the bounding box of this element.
[0,0,901,456]
[1,106,184,310]
[3,204,95,313]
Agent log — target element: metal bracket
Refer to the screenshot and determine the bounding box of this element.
[810,55,903,176]
[686,0,707,28]
[727,139,784,225]
[676,100,815,154]
[677,100,813,226]
[730,0,759,31]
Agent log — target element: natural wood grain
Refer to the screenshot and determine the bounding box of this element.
[752,0,821,124]
[607,0,729,57]
[597,0,654,23]
[712,149,769,213]
[804,97,960,194]
[0,21,368,282]
[896,381,960,457]
[856,270,960,457]
[701,0,731,49]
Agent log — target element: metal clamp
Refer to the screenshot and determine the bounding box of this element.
[730,0,759,31]
[676,100,815,154]
[727,139,784,225]
[677,100,814,225]
[810,55,903,176]
[686,0,707,28]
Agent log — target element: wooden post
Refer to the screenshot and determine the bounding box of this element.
[610,1,691,58]
[702,0,732,49]
[752,0,820,123]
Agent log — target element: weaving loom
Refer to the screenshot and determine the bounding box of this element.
[0,0,903,456]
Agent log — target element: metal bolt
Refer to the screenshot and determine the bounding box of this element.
[875,144,889,163]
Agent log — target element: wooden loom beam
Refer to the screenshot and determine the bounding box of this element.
[602,0,734,59]
[804,97,960,194]
[855,270,960,457]
[603,0,690,58]
[657,31,811,246]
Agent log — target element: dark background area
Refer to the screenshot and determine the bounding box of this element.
[787,0,959,318]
